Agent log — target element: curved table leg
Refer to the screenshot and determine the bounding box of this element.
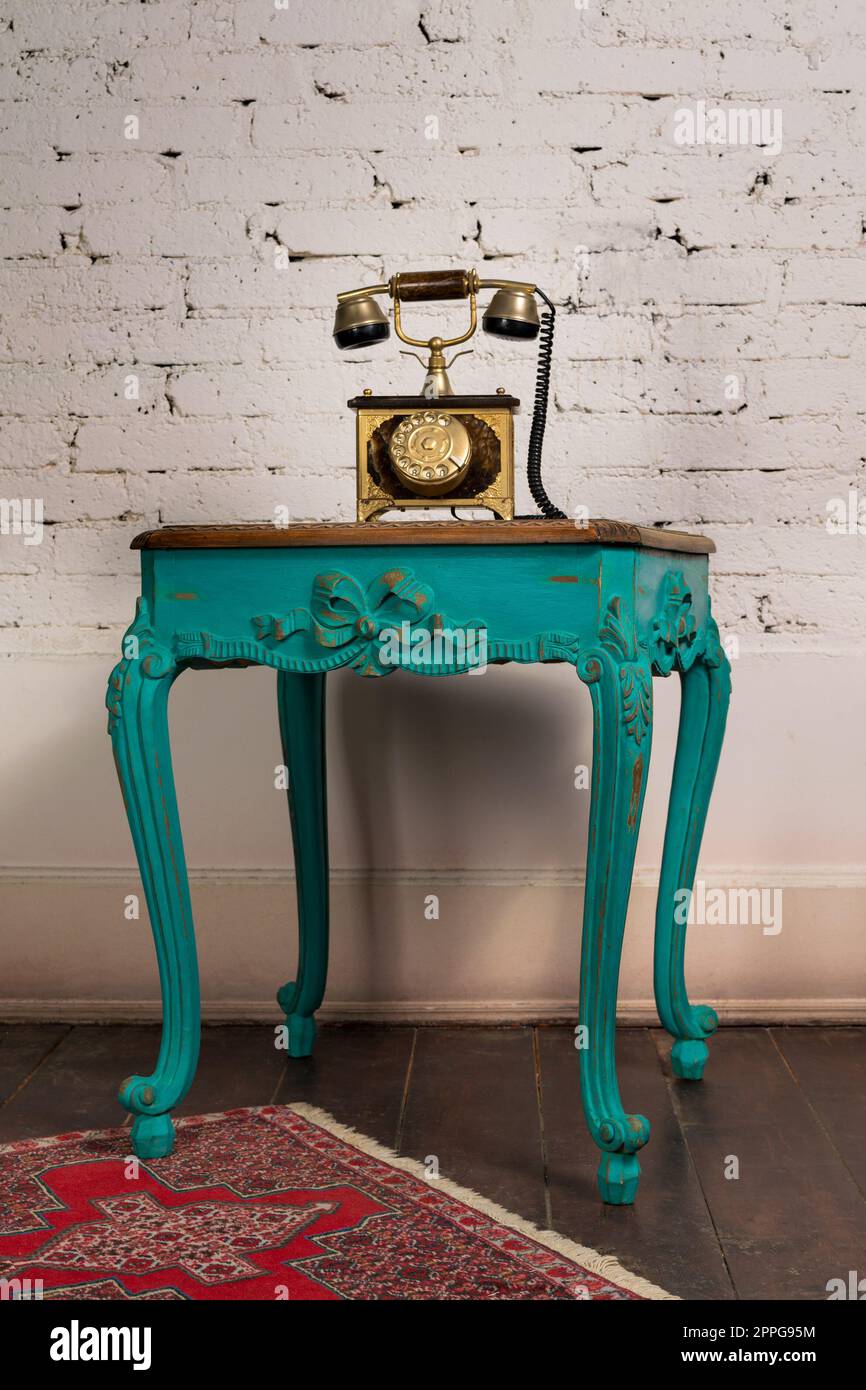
[107,641,199,1160]
[276,671,329,1058]
[654,653,731,1080]
[577,641,653,1205]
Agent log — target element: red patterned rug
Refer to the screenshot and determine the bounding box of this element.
[0,1104,673,1301]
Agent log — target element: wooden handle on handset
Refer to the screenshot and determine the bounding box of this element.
[392,269,472,302]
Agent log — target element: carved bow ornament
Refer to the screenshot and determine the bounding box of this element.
[254,568,479,677]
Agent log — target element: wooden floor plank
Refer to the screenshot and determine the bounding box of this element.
[0,1024,413,1152]
[0,1024,70,1108]
[397,1026,547,1227]
[0,1026,155,1140]
[2,1021,864,1304]
[539,1025,732,1299]
[771,1027,866,1197]
[655,1027,866,1300]
[175,1025,288,1117]
[273,1023,415,1149]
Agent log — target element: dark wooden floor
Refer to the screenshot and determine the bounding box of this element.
[1,1023,864,1301]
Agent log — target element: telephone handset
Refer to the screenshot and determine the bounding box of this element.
[332,268,565,523]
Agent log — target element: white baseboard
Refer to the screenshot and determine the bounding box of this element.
[3,865,865,1021]
[4,864,866,888]
[1,997,864,1025]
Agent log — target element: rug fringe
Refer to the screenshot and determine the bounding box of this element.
[285,1101,678,1301]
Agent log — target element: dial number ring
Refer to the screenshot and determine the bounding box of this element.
[389,412,472,496]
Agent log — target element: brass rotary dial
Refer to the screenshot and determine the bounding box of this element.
[388,411,472,496]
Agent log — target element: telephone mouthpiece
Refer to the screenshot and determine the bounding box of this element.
[333,295,390,350]
[482,288,540,340]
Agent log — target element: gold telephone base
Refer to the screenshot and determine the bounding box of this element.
[351,394,516,524]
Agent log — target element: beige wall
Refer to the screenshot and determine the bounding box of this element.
[1,2,865,1018]
[1,650,864,1021]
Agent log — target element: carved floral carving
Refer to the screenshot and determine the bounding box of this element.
[649,571,698,674]
[106,597,175,733]
[597,595,652,746]
[588,579,729,745]
[648,571,727,676]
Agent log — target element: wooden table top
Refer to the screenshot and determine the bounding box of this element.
[132,519,715,554]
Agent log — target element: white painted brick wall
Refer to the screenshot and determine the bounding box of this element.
[1,0,865,654]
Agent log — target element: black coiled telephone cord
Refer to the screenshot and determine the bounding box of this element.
[524,289,566,520]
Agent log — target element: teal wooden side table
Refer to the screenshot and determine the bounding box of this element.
[107,518,730,1205]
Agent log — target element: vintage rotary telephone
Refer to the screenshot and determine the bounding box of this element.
[332,268,565,523]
